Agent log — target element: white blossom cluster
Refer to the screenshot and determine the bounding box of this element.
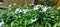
[15,8,28,14]
[33,5,43,10]
[33,5,52,12]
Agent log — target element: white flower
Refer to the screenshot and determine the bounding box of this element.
[36,5,44,8]
[0,21,4,27]
[42,7,48,12]
[9,4,11,7]
[31,18,38,23]
[51,16,55,18]
[22,9,27,14]
[13,3,16,5]
[33,5,43,10]
[33,5,39,10]
[15,8,23,13]
[19,9,22,13]
[15,8,20,13]
[33,7,39,10]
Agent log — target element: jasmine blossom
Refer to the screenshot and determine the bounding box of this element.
[33,5,44,10]
[0,20,4,27]
[33,5,39,10]
[15,8,20,13]
[19,9,22,13]
[51,16,55,18]
[31,18,38,23]
[42,6,48,12]
[22,9,27,14]
[9,4,11,7]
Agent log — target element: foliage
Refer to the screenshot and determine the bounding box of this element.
[35,0,58,6]
[0,5,60,27]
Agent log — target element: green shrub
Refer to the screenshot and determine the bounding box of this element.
[0,5,60,27]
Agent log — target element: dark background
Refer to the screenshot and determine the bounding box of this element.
[0,0,3,2]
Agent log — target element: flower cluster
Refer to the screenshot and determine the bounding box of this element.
[15,8,28,14]
[0,5,60,27]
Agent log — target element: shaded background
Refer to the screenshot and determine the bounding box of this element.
[0,0,3,2]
